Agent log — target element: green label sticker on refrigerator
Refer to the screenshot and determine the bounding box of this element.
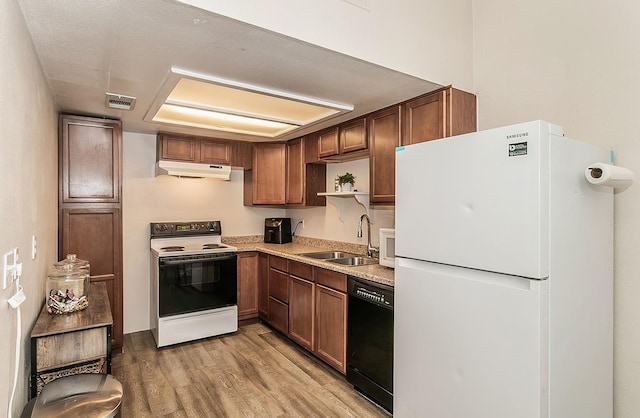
[396,146,405,152]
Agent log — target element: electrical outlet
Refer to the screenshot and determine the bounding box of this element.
[2,251,11,289]
[31,235,37,260]
[3,248,18,289]
[301,219,305,229]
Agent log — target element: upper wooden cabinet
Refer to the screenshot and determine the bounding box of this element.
[286,138,326,207]
[250,143,287,205]
[59,115,122,203]
[340,118,367,154]
[158,133,199,162]
[157,133,251,168]
[317,127,339,158]
[402,87,477,146]
[369,86,477,204]
[317,118,368,161]
[369,105,402,205]
[286,138,305,205]
[200,138,231,165]
[402,91,445,146]
[230,141,253,169]
[245,138,326,207]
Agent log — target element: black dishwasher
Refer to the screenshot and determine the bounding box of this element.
[347,276,394,413]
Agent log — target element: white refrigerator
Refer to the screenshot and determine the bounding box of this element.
[394,120,613,418]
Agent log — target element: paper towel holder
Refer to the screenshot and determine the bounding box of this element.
[584,162,634,189]
[587,167,603,179]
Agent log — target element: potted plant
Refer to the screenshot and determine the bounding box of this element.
[336,172,356,192]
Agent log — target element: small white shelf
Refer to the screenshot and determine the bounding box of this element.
[317,192,369,221]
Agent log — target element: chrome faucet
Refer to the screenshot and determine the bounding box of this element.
[358,214,379,258]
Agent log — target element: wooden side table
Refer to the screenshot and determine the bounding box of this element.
[30,282,113,398]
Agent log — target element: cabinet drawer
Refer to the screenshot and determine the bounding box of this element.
[269,255,288,272]
[314,268,347,293]
[268,297,289,334]
[269,268,289,303]
[289,260,313,281]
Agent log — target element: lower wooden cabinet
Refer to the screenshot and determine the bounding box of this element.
[288,276,315,351]
[237,252,259,320]
[59,207,122,351]
[267,256,289,332]
[258,253,269,319]
[315,283,348,374]
[259,255,348,375]
[268,297,289,334]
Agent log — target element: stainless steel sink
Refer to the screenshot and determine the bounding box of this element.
[327,256,378,266]
[298,251,358,260]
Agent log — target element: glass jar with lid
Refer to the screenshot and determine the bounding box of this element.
[53,253,90,276]
[46,264,90,315]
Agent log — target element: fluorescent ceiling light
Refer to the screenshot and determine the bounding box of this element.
[154,104,299,137]
[146,67,354,138]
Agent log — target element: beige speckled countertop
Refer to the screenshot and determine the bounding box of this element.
[223,236,394,287]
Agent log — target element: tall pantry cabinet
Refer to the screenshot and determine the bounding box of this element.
[58,114,123,352]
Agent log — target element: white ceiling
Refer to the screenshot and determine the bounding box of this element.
[17,0,441,142]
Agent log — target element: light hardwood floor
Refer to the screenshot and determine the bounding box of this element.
[112,321,390,417]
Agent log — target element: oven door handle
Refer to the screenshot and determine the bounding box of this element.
[160,254,237,265]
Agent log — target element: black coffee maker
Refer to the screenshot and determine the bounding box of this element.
[264,218,292,244]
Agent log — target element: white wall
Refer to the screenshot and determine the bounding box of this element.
[0,0,58,415]
[122,132,285,333]
[287,159,395,245]
[472,1,640,416]
[177,0,474,91]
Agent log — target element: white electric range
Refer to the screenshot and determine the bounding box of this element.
[150,220,238,348]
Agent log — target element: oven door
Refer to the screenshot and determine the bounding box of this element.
[158,252,237,317]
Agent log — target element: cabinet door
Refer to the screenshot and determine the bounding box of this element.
[286,138,304,204]
[157,133,199,162]
[369,105,401,204]
[237,252,259,320]
[288,276,315,351]
[252,143,286,204]
[445,87,478,137]
[269,268,289,303]
[231,141,253,169]
[258,253,269,319]
[268,297,289,334]
[317,127,339,158]
[60,115,121,203]
[339,117,367,154]
[59,207,123,350]
[200,139,231,164]
[402,91,446,146]
[315,284,347,374]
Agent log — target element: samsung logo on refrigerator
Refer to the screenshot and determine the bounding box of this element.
[507,132,529,139]
[508,141,528,157]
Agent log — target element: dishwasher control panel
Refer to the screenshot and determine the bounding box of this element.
[348,277,394,308]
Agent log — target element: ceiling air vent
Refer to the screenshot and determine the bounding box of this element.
[105,93,136,111]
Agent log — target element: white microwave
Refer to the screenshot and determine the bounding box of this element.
[379,228,395,268]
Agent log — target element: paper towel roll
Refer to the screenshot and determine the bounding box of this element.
[585,163,634,188]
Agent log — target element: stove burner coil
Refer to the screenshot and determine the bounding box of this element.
[203,244,223,249]
[161,246,185,251]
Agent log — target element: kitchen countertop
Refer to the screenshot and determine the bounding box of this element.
[231,241,395,287]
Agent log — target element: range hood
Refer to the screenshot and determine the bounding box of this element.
[156,160,232,180]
